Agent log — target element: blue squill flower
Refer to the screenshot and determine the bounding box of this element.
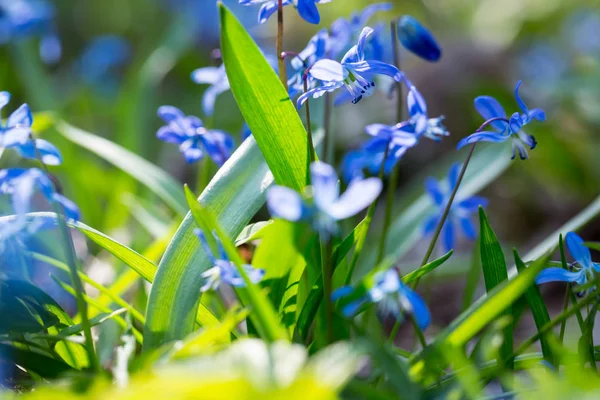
[422,164,488,252]
[156,106,235,166]
[298,27,403,107]
[0,168,80,221]
[239,0,331,25]
[0,92,62,165]
[341,137,407,182]
[267,161,382,238]
[0,0,61,64]
[287,29,329,100]
[329,3,392,58]
[396,15,441,62]
[191,64,230,117]
[332,268,431,330]
[195,229,265,292]
[77,35,130,91]
[536,232,600,287]
[457,81,546,160]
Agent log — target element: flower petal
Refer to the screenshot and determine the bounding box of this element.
[459,217,476,240]
[309,59,346,82]
[566,231,593,270]
[52,193,80,221]
[194,228,217,265]
[407,84,427,117]
[7,104,33,128]
[358,3,393,27]
[355,26,374,60]
[347,60,403,82]
[474,96,507,130]
[191,66,223,84]
[442,221,455,252]
[514,80,528,114]
[457,196,488,211]
[157,105,184,123]
[156,126,185,144]
[202,81,230,116]
[296,83,342,109]
[423,214,439,235]
[179,139,204,163]
[296,0,321,24]
[397,15,441,62]
[328,177,382,220]
[0,91,10,114]
[527,108,546,122]
[266,185,306,222]
[331,285,354,301]
[258,1,279,24]
[447,163,461,191]
[32,139,62,166]
[311,161,339,211]
[535,267,586,285]
[425,177,445,206]
[456,131,509,149]
[399,283,431,330]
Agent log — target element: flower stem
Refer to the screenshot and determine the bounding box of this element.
[303,78,316,164]
[276,0,288,90]
[321,238,334,344]
[376,21,404,264]
[323,93,333,164]
[31,138,99,371]
[196,157,211,194]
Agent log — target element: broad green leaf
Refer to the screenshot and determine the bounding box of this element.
[144,137,273,350]
[235,221,273,246]
[478,208,512,369]
[220,3,308,191]
[183,186,287,341]
[411,252,551,381]
[514,250,554,365]
[55,121,187,215]
[0,343,74,379]
[358,143,511,278]
[0,280,60,334]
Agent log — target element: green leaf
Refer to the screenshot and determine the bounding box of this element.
[55,120,187,215]
[411,252,551,381]
[219,3,308,190]
[402,251,454,284]
[0,280,60,334]
[478,208,512,369]
[585,242,600,252]
[514,250,554,365]
[235,221,273,246]
[183,185,287,341]
[143,137,273,350]
[58,309,128,337]
[358,143,512,277]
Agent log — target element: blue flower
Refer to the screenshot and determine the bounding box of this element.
[0,0,61,64]
[287,29,329,100]
[341,137,407,182]
[456,81,546,160]
[266,161,382,238]
[329,3,392,59]
[239,0,331,25]
[194,229,265,292]
[422,164,488,252]
[298,27,403,107]
[396,15,441,62]
[0,168,80,222]
[156,106,235,166]
[77,35,130,92]
[536,232,600,287]
[332,268,431,330]
[0,92,62,165]
[191,64,230,117]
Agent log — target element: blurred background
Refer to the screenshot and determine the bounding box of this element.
[1,0,599,346]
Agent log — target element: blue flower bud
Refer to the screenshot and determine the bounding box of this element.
[397,15,442,62]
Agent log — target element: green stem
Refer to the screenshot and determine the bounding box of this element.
[303,78,316,164]
[376,20,404,265]
[276,0,288,90]
[10,41,54,110]
[323,93,333,164]
[196,157,212,194]
[321,238,334,344]
[559,285,571,343]
[410,143,477,290]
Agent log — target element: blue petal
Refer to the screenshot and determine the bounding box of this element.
[397,15,441,62]
[296,0,320,24]
[457,196,488,211]
[201,130,234,166]
[399,283,431,330]
[32,139,62,166]
[514,80,528,114]
[535,267,586,285]
[459,217,477,240]
[157,105,184,123]
[328,177,382,220]
[456,131,509,149]
[341,297,368,318]
[566,231,593,270]
[509,112,522,133]
[365,123,393,140]
[341,149,371,182]
[474,96,507,130]
[39,34,62,64]
[527,108,546,122]
[311,161,339,211]
[358,3,393,27]
[423,214,439,235]
[7,104,33,128]
[179,139,204,163]
[202,81,230,117]
[355,26,374,60]
[331,285,354,301]
[191,66,223,84]
[258,1,279,24]
[156,126,185,144]
[333,89,354,106]
[53,193,80,221]
[346,60,403,82]
[309,59,346,82]
[296,83,343,109]
[243,264,265,284]
[425,177,445,206]
[407,84,427,117]
[443,221,455,252]
[0,91,10,115]
[266,185,306,222]
[517,131,537,149]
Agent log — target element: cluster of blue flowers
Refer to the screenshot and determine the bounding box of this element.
[150,1,553,332]
[0,91,79,272]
